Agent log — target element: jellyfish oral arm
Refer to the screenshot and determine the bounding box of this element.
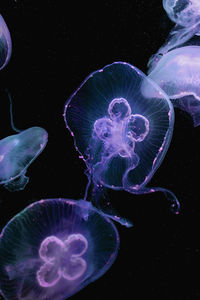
[93,98,149,159]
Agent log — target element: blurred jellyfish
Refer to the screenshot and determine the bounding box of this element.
[0,15,12,70]
[144,46,200,127]
[0,126,48,191]
[163,0,200,28]
[64,62,180,213]
[148,0,200,72]
[0,90,48,191]
[0,198,119,300]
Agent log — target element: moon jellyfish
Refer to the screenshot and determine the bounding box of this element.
[148,0,200,72]
[145,46,200,127]
[0,126,48,191]
[0,15,12,70]
[163,0,200,28]
[64,62,180,213]
[0,90,48,192]
[0,198,119,300]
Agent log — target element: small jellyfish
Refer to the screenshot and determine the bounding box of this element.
[144,46,200,127]
[0,15,12,70]
[0,198,119,299]
[64,62,180,213]
[0,126,48,191]
[0,90,48,191]
[148,0,200,72]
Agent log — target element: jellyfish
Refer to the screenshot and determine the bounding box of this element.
[64,62,180,213]
[0,198,120,300]
[0,126,48,191]
[0,14,12,70]
[0,90,48,191]
[148,0,200,72]
[163,0,200,28]
[144,46,200,127]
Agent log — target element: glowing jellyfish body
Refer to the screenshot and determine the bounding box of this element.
[163,0,200,28]
[64,62,179,212]
[0,15,12,70]
[0,198,119,300]
[148,0,200,72]
[146,46,200,127]
[0,127,48,191]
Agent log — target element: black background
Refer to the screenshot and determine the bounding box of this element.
[0,1,200,299]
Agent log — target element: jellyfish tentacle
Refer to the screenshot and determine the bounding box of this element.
[5,88,21,133]
[124,185,180,214]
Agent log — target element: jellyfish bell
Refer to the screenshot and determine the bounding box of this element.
[0,14,12,70]
[64,62,180,213]
[0,90,48,191]
[0,198,119,300]
[0,126,48,191]
[144,46,200,127]
[163,0,200,28]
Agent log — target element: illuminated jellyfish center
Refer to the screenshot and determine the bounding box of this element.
[37,234,88,287]
[93,98,149,159]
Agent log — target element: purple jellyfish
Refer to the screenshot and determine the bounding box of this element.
[144,46,200,127]
[64,62,180,213]
[0,198,120,299]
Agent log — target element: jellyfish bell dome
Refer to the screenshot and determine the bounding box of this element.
[64,62,174,193]
[0,198,119,300]
[144,46,200,127]
[0,126,48,191]
[0,14,12,70]
[163,0,200,28]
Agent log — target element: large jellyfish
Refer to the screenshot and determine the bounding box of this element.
[0,198,119,300]
[64,62,180,213]
[0,91,48,191]
[0,14,12,70]
[148,0,200,72]
[144,46,200,127]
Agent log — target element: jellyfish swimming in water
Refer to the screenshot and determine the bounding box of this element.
[0,14,12,70]
[0,90,48,191]
[144,46,200,127]
[0,198,120,300]
[148,0,200,72]
[64,62,180,213]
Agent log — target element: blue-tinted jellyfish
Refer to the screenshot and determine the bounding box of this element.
[64,62,180,213]
[163,0,200,28]
[148,0,200,72]
[0,126,48,191]
[0,198,119,300]
[0,90,48,192]
[145,46,200,127]
[0,15,12,70]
